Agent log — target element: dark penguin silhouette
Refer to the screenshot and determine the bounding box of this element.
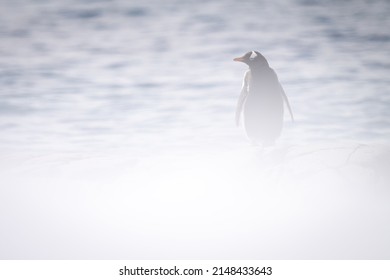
[234,51,293,146]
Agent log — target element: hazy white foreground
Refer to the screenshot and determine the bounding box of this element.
[1,141,389,259]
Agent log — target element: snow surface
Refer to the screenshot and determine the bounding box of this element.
[0,0,389,259]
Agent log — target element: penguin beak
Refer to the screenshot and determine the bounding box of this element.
[233,56,246,62]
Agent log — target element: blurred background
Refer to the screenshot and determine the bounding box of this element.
[0,0,389,259]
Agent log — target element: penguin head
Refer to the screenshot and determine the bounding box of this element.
[233,51,269,68]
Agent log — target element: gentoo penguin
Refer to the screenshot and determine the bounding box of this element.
[234,51,293,146]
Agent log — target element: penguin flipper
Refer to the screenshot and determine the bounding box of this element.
[235,70,251,126]
[280,84,294,122]
[235,88,248,126]
[271,69,294,122]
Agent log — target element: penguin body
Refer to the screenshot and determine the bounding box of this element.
[234,51,293,146]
